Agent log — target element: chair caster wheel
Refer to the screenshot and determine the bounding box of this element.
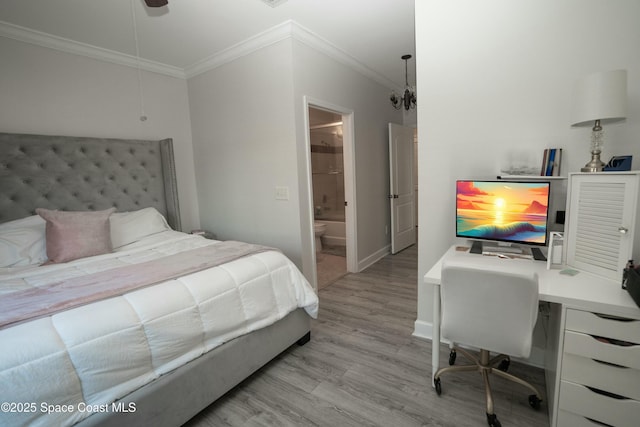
[528,394,542,410]
[497,358,510,372]
[486,413,501,427]
[434,377,442,395]
[448,350,457,365]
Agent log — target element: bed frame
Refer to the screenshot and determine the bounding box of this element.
[0,132,311,426]
[79,309,310,427]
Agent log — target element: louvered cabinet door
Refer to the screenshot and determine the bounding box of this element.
[565,172,639,280]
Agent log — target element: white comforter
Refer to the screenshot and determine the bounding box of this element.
[0,231,318,427]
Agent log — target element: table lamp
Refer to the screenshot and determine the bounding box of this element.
[571,70,627,172]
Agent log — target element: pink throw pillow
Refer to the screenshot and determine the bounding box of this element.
[36,208,116,264]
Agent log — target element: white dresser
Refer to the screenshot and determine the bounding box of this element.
[556,308,640,426]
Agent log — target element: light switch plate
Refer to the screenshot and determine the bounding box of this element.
[275,186,289,200]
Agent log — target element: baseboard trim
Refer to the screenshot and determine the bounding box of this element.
[412,319,434,341]
[357,245,390,271]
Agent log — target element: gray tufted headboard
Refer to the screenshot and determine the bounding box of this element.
[0,132,181,230]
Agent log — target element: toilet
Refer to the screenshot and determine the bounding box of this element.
[314,222,327,252]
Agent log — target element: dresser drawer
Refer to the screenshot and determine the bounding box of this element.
[558,381,640,427]
[565,309,640,343]
[557,409,616,427]
[564,330,640,370]
[561,352,640,400]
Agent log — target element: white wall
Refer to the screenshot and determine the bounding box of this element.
[188,40,304,265]
[415,0,640,337]
[291,40,403,276]
[0,37,200,231]
[188,36,403,277]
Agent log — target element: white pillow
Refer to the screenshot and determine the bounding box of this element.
[110,207,171,248]
[0,215,47,268]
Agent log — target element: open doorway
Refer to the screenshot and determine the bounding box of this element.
[304,100,357,291]
[309,107,347,288]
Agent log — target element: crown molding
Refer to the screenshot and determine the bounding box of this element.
[0,19,397,90]
[185,20,399,91]
[184,20,294,79]
[287,21,401,93]
[0,20,185,79]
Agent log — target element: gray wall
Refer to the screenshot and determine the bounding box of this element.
[188,40,303,265]
[0,36,200,232]
[292,39,403,277]
[189,36,403,280]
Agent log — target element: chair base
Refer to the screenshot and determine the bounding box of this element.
[434,346,542,427]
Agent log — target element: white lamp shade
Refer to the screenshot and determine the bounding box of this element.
[571,69,627,127]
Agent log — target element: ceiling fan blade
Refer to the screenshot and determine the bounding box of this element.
[144,0,168,7]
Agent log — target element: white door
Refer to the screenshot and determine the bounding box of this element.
[389,123,416,254]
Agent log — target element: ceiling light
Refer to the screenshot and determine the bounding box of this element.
[144,0,168,7]
[390,54,417,111]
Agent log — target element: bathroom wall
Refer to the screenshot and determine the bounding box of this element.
[311,127,345,221]
[309,104,346,223]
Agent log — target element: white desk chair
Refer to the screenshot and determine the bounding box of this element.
[434,258,543,427]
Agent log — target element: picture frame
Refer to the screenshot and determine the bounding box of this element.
[604,155,632,171]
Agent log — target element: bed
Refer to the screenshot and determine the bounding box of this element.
[0,132,318,427]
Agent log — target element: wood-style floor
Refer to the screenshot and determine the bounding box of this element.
[185,245,549,426]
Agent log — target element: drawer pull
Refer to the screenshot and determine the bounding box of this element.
[592,358,629,369]
[593,313,635,322]
[585,386,629,400]
[592,334,637,347]
[585,417,614,427]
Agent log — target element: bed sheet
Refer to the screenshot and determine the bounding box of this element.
[0,232,318,427]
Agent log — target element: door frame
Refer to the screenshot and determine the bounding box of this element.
[302,96,357,289]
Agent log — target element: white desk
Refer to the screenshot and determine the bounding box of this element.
[425,245,640,427]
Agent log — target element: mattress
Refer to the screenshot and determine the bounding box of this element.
[0,231,318,427]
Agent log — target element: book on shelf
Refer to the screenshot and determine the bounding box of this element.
[540,148,562,176]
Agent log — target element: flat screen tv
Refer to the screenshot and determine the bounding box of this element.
[456,180,551,247]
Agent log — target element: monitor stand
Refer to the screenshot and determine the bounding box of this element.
[470,241,483,254]
[531,247,547,261]
[472,241,524,254]
[469,241,546,261]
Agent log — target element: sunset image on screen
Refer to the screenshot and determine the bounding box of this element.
[456,181,550,244]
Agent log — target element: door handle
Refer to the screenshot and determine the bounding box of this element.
[388,194,399,199]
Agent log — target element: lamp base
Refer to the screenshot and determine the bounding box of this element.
[581,165,604,172]
[581,151,605,172]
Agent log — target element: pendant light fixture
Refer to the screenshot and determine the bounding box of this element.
[130,0,147,121]
[144,0,168,7]
[390,54,417,111]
